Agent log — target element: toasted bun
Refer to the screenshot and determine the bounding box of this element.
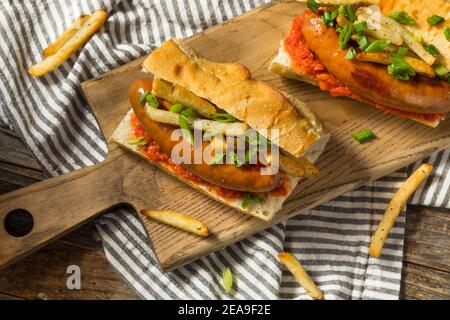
[142,39,328,159]
[270,41,443,128]
[111,110,300,221]
[381,0,450,69]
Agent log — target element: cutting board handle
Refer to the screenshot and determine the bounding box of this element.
[0,154,124,269]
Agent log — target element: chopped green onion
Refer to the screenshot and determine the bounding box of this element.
[306,0,319,13]
[181,107,196,118]
[338,23,352,50]
[344,5,356,22]
[241,193,263,209]
[211,151,225,165]
[323,10,339,27]
[213,113,236,123]
[357,35,369,51]
[178,115,194,145]
[396,47,409,57]
[424,44,440,57]
[427,15,444,26]
[222,268,233,294]
[128,137,148,146]
[245,146,258,164]
[137,91,149,105]
[345,47,357,60]
[445,27,450,41]
[169,103,184,114]
[413,34,423,43]
[434,64,449,78]
[365,40,391,53]
[389,11,415,25]
[146,94,159,108]
[352,129,376,144]
[353,21,368,35]
[388,51,413,80]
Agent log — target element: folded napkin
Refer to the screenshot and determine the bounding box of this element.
[1,0,448,300]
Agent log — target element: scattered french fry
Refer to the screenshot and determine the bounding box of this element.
[141,210,210,237]
[29,10,108,77]
[369,164,433,257]
[278,252,324,300]
[43,15,89,58]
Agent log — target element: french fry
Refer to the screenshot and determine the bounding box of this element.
[152,78,218,119]
[145,106,181,126]
[29,10,108,77]
[369,164,433,257]
[141,210,210,237]
[279,154,319,178]
[356,52,436,77]
[193,119,248,136]
[43,15,89,58]
[278,252,324,300]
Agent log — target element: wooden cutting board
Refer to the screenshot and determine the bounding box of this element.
[1,1,450,271]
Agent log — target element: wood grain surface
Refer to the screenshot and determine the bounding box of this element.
[1,1,450,272]
[0,127,448,299]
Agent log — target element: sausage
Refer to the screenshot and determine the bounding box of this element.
[301,15,450,115]
[129,78,281,193]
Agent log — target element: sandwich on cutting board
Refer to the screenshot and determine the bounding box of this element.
[111,39,330,221]
[271,0,450,127]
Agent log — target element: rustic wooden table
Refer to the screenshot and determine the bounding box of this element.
[0,127,448,300]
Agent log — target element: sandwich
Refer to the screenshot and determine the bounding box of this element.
[111,39,330,221]
[270,0,450,127]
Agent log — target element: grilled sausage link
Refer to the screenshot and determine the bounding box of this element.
[129,78,281,193]
[301,14,450,115]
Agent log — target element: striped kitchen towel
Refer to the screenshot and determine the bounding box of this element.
[0,0,448,300]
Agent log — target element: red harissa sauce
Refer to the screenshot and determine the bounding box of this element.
[284,10,445,125]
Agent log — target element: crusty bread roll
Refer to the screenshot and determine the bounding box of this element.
[143,39,329,159]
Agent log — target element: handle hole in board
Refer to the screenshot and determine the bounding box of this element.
[4,209,34,238]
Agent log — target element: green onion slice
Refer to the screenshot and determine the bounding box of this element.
[178,115,194,145]
[211,151,225,165]
[146,94,159,108]
[434,64,449,78]
[445,27,450,41]
[137,91,149,105]
[389,11,416,25]
[365,40,391,53]
[213,113,236,123]
[306,0,319,14]
[424,44,440,57]
[169,103,184,113]
[353,21,368,35]
[352,129,376,144]
[241,193,263,209]
[345,47,357,60]
[338,23,352,50]
[128,137,148,146]
[181,107,197,118]
[222,268,233,294]
[344,5,356,22]
[427,15,444,26]
[357,35,369,51]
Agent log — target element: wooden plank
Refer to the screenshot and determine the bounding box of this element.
[0,241,140,300]
[400,262,450,300]
[404,206,450,272]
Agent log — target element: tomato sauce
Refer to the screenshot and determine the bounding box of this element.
[284,10,445,125]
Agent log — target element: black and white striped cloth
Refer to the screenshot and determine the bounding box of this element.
[0,0,448,300]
